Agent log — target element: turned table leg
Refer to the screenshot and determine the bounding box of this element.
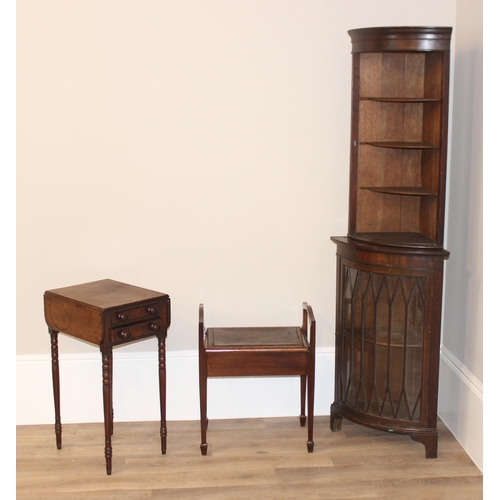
[101,346,113,475]
[158,333,167,454]
[49,329,62,450]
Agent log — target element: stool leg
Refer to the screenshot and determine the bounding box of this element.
[299,375,306,427]
[304,302,316,453]
[101,346,113,475]
[158,333,167,454]
[199,367,208,455]
[199,306,208,456]
[307,371,315,453]
[49,329,62,450]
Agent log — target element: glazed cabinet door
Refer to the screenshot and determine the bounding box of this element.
[335,259,432,427]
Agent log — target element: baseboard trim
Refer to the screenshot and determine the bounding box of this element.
[16,347,335,426]
[438,345,483,471]
[440,345,483,400]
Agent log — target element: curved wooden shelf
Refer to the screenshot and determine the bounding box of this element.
[361,141,439,149]
[344,327,423,349]
[361,97,441,103]
[349,232,439,248]
[360,186,437,196]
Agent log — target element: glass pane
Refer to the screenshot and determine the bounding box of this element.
[339,265,425,421]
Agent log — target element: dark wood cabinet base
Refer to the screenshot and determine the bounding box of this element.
[330,237,448,458]
[330,402,438,458]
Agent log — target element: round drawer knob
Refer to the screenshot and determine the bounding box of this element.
[118,330,131,340]
[117,313,128,322]
[149,322,161,332]
[147,306,157,315]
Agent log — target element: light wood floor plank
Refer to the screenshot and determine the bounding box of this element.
[17,416,482,499]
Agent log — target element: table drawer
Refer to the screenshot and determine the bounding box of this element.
[111,302,162,326]
[111,318,164,344]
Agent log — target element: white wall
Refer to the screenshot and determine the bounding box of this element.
[16,0,457,355]
[438,0,483,471]
[17,0,481,466]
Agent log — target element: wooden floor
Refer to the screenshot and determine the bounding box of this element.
[17,416,482,499]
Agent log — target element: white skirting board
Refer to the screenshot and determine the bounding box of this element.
[17,346,482,471]
[16,348,335,426]
[438,345,483,472]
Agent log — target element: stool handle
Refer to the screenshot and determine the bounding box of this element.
[199,304,207,347]
[301,302,316,350]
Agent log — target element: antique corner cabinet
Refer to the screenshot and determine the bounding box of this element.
[330,26,452,458]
